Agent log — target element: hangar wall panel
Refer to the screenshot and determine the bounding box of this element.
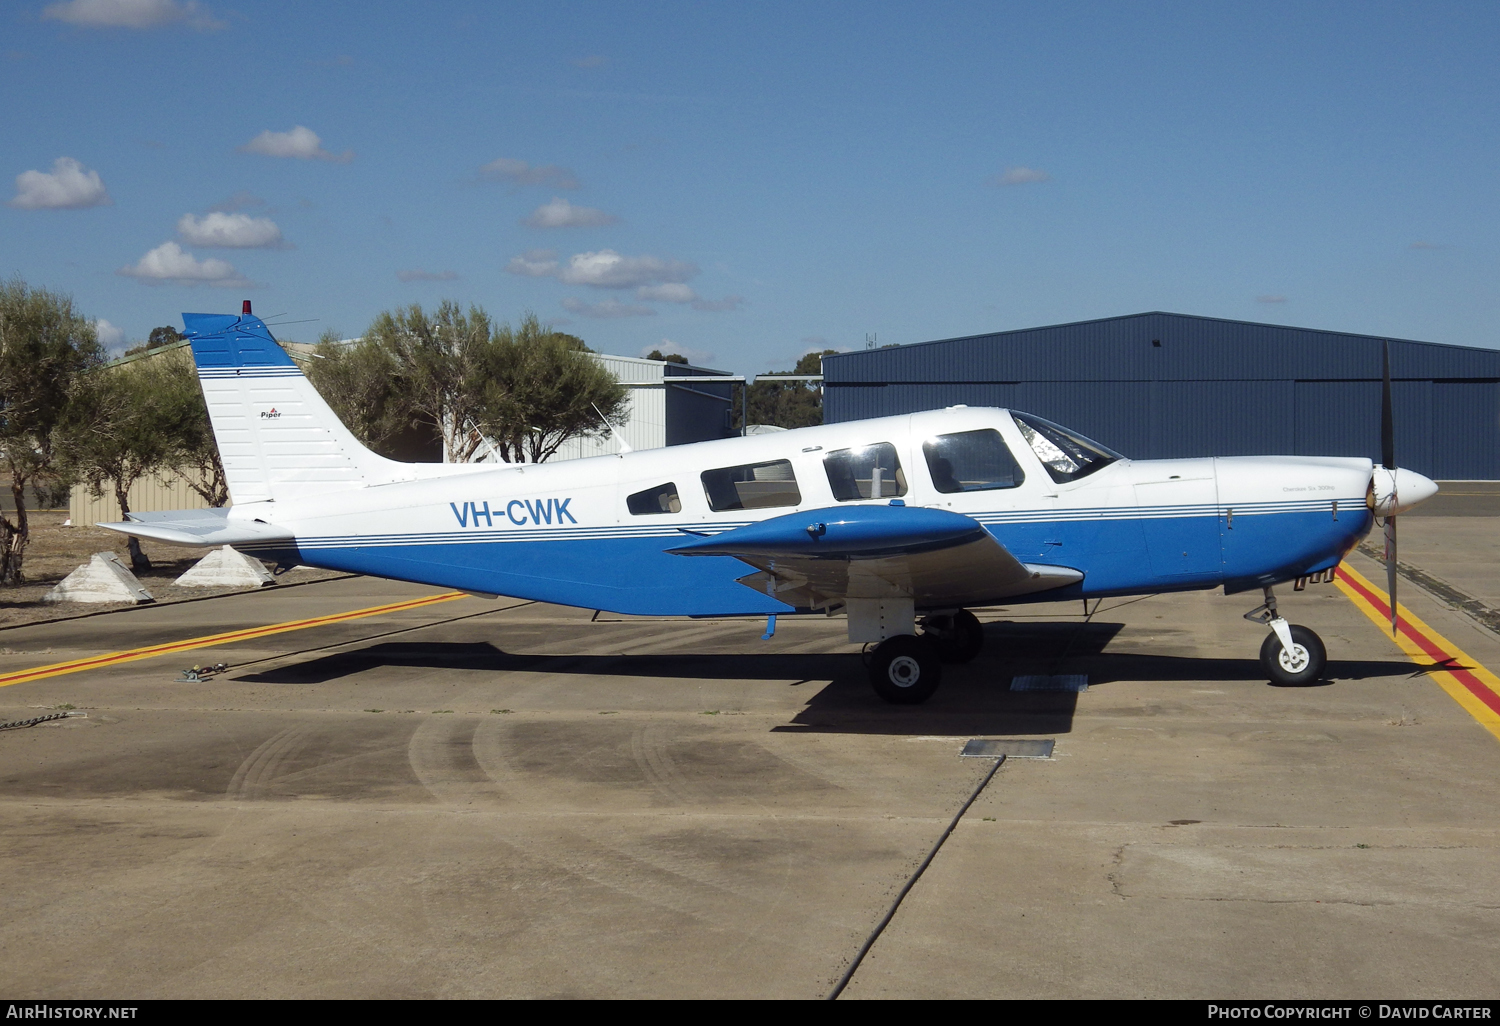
[825,312,1500,479]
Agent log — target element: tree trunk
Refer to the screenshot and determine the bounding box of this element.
[0,479,29,584]
[115,483,151,573]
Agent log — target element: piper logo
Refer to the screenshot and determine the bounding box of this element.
[450,499,576,528]
[259,408,281,419]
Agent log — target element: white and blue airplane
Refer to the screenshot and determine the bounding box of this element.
[101,307,1439,703]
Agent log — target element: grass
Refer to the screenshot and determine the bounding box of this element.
[491,708,513,714]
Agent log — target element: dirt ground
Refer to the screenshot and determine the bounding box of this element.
[0,511,346,629]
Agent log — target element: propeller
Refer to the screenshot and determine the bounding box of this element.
[1382,341,1398,636]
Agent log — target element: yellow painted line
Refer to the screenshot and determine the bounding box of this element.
[1335,563,1500,743]
[0,591,468,689]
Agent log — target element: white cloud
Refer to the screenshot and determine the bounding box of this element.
[117,241,250,286]
[523,197,619,228]
[239,126,352,162]
[504,250,560,277]
[636,283,696,303]
[397,269,459,282]
[691,295,744,312]
[559,249,697,289]
[94,319,125,349]
[177,211,284,248]
[989,166,1051,187]
[561,297,655,319]
[507,248,699,290]
[643,339,715,365]
[42,0,225,30]
[479,157,579,189]
[1255,294,1288,304]
[9,157,111,209]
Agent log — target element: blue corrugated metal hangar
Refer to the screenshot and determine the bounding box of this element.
[823,312,1500,480]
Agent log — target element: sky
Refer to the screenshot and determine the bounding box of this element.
[3,0,1498,373]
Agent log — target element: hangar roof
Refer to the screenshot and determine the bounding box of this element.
[822,312,1500,384]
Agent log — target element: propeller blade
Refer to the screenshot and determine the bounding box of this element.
[1381,339,1399,635]
[1381,340,1395,471]
[1384,514,1398,636]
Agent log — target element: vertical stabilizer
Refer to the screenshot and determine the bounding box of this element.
[182,310,408,504]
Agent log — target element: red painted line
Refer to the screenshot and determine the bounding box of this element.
[1335,566,1500,718]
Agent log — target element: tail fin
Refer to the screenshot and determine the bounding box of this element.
[182,309,411,504]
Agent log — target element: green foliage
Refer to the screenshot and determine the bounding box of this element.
[304,329,408,457]
[0,278,104,583]
[736,349,834,430]
[65,349,219,570]
[307,303,627,464]
[474,314,628,464]
[147,326,182,348]
[646,349,689,364]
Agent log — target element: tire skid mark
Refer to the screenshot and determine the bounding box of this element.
[407,716,509,807]
[632,721,711,806]
[226,727,316,801]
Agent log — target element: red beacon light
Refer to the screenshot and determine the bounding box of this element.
[242,300,252,316]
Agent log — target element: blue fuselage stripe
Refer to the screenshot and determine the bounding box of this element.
[279,507,1373,616]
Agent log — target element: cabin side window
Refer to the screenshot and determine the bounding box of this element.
[1010,411,1122,484]
[701,460,801,511]
[626,482,681,515]
[823,443,908,501]
[922,429,1025,493]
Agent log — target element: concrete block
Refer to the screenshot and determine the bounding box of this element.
[43,552,154,604]
[174,545,275,589]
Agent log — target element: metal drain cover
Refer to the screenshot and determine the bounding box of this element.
[1010,674,1088,692]
[961,738,1055,759]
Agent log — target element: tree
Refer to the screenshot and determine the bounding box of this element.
[149,348,227,509]
[66,353,202,572]
[0,278,104,583]
[308,304,627,465]
[303,330,407,458]
[737,349,834,430]
[362,301,498,463]
[474,315,629,463]
[646,349,689,364]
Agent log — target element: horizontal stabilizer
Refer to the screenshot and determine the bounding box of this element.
[97,508,294,548]
[669,504,1082,610]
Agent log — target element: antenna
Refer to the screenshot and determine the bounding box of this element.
[865,332,877,350]
[593,402,632,455]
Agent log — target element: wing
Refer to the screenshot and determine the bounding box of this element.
[667,503,1081,611]
[96,508,295,548]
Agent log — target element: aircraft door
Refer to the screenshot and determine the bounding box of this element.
[1133,472,1222,578]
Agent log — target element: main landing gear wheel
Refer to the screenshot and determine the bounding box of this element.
[1259,624,1327,686]
[922,609,985,665]
[868,634,943,704]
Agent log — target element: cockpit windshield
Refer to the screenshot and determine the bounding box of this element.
[1010,411,1123,484]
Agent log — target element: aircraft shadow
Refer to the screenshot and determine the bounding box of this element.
[230,620,1434,738]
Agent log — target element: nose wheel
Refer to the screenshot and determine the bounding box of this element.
[1246,586,1327,686]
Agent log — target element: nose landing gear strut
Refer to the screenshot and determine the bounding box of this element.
[1245,586,1327,686]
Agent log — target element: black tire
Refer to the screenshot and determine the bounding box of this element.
[1260,624,1327,686]
[923,609,986,664]
[868,634,943,704]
